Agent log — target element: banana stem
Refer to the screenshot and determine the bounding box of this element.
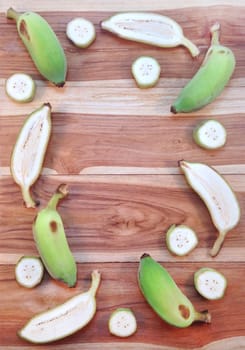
[181,36,200,57]
[89,270,101,296]
[210,22,221,46]
[210,232,226,257]
[194,310,211,324]
[47,184,69,210]
[21,187,38,208]
[6,7,21,21]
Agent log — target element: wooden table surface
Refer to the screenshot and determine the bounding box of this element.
[0,1,244,349]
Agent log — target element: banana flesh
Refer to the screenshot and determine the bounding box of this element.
[33,184,77,287]
[18,270,101,343]
[101,12,200,57]
[7,8,67,87]
[171,23,236,113]
[179,160,240,256]
[138,253,211,328]
[11,103,52,208]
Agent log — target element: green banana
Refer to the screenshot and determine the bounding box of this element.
[171,23,235,113]
[33,184,77,287]
[138,254,211,327]
[7,8,67,87]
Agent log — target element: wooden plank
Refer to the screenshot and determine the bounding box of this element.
[0,111,245,172]
[1,0,243,12]
[0,262,244,348]
[0,174,244,263]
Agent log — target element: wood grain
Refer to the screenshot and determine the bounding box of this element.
[0,0,244,348]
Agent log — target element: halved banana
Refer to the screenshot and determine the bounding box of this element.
[18,270,101,343]
[101,12,200,57]
[179,160,240,256]
[11,103,52,208]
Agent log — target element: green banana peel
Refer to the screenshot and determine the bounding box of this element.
[33,184,77,287]
[138,254,211,328]
[171,23,236,113]
[7,8,67,87]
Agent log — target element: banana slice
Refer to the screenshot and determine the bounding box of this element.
[108,308,137,337]
[179,160,241,256]
[101,12,200,57]
[15,256,44,288]
[5,73,36,103]
[193,119,227,149]
[194,267,227,300]
[11,103,52,208]
[166,224,198,256]
[66,17,96,48]
[132,56,161,88]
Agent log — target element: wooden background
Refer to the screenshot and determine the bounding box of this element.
[0,1,244,349]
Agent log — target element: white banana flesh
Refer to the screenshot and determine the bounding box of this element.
[66,17,96,48]
[5,73,36,103]
[11,103,52,208]
[101,12,199,57]
[194,267,227,300]
[131,56,161,88]
[179,161,240,256]
[108,308,137,337]
[19,270,101,344]
[166,224,198,256]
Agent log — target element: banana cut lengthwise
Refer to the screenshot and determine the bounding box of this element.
[101,12,200,57]
[11,103,52,208]
[138,254,211,328]
[18,270,101,344]
[171,23,236,113]
[179,161,241,256]
[7,8,67,87]
[33,184,77,287]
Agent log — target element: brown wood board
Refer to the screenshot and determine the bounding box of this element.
[0,1,244,349]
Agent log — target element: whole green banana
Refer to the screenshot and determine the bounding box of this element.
[171,23,235,113]
[7,8,67,87]
[33,184,77,287]
[138,254,211,327]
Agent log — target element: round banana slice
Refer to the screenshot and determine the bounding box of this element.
[166,224,198,256]
[131,56,161,88]
[108,308,137,337]
[15,256,44,288]
[193,119,227,149]
[5,73,36,103]
[66,17,96,48]
[194,267,227,300]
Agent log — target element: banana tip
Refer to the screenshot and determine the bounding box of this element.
[170,105,177,114]
[140,253,150,260]
[44,102,52,109]
[55,81,66,88]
